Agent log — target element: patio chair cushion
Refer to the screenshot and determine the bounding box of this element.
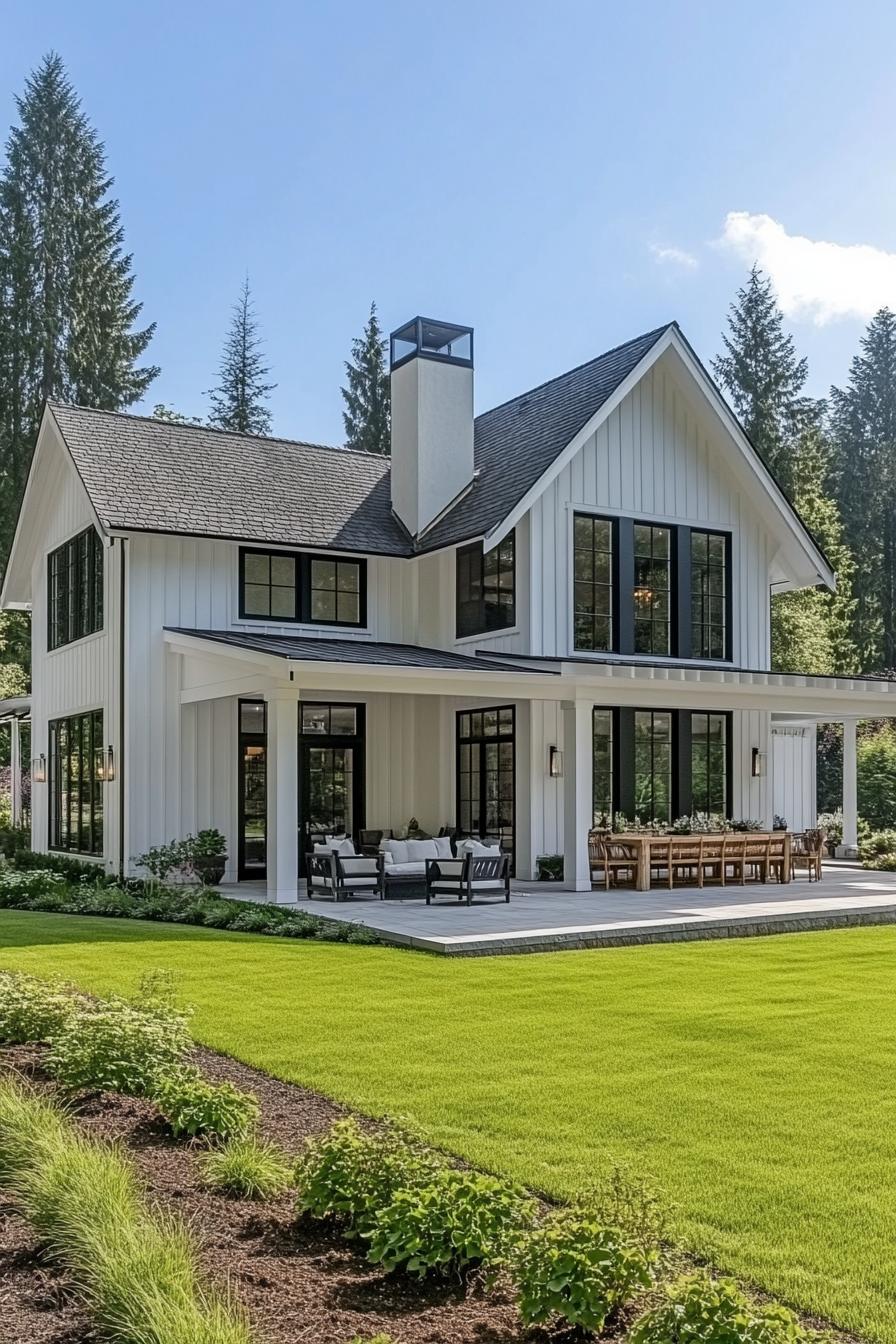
[340,858,380,877]
[383,860,426,875]
[312,875,379,889]
[461,839,501,857]
[314,839,356,857]
[431,858,464,877]
[429,879,505,892]
[382,838,409,864]
[405,838,439,862]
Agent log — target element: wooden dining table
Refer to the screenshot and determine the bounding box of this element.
[610,832,792,891]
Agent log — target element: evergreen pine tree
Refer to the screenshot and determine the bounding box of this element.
[341,301,390,454]
[0,52,158,550]
[712,264,815,495]
[829,308,896,670]
[207,279,275,434]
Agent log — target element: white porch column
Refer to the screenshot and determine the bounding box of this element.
[562,699,592,891]
[837,718,859,858]
[265,689,299,903]
[9,717,22,829]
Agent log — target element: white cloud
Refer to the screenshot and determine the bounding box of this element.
[649,243,699,272]
[720,211,896,325]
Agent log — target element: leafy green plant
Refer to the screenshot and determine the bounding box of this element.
[198,1136,292,1199]
[510,1205,654,1332]
[0,970,83,1043]
[46,994,192,1096]
[153,1069,258,1140]
[365,1167,533,1275]
[859,828,896,860]
[0,1077,252,1344]
[0,867,68,902]
[296,1117,440,1236]
[584,1165,670,1262]
[629,1272,810,1344]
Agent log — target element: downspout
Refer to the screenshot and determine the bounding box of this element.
[118,537,127,878]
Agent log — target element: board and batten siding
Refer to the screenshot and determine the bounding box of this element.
[771,726,817,831]
[526,360,774,667]
[28,453,121,870]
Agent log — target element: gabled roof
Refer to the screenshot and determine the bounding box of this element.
[42,325,670,558]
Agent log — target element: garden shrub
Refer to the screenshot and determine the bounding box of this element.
[47,993,192,1096]
[296,1117,440,1236]
[0,866,68,902]
[858,724,896,831]
[365,1168,534,1276]
[198,1135,292,1198]
[859,828,896,861]
[0,1076,252,1344]
[629,1272,810,1344]
[510,1204,654,1332]
[0,970,82,1044]
[153,1068,259,1140]
[584,1165,670,1261]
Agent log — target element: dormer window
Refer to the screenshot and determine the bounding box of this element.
[456,533,515,639]
[239,548,366,628]
[47,526,104,651]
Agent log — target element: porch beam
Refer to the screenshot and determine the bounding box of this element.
[837,718,859,858]
[265,689,300,904]
[562,700,593,892]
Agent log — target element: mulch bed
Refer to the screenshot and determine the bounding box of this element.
[0,1043,585,1344]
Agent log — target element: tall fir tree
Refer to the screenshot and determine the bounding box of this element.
[0,52,158,552]
[712,264,815,496]
[829,308,896,670]
[207,279,275,434]
[341,301,390,454]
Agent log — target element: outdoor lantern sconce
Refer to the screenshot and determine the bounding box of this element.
[751,747,766,778]
[99,745,115,782]
[549,746,563,778]
[31,754,46,784]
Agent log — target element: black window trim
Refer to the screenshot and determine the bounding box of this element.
[455,532,517,640]
[47,525,104,652]
[48,707,105,857]
[572,510,733,664]
[598,706,733,824]
[238,546,367,629]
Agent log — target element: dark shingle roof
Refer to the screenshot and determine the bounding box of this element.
[49,325,670,556]
[165,628,559,673]
[50,405,413,556]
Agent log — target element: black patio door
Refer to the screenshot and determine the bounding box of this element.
[456,706,515,862]
[238,700,267,880]
[299,702,365,860]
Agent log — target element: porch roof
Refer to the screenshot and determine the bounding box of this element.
[164,628,561,675]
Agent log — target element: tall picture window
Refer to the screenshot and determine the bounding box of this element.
[456,532,515,638]
[592,708,614,824]
[239,549,366,627]
[47,527,104,650]
[691,531,728,660]
[691,712,728,815]
[633,524,671,655]
[48,710,104,855]
[633,710,673,823]
[574,515,614,651]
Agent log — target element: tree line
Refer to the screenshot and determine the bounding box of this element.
[3,51,896,710]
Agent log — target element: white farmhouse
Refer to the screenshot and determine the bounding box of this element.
[4,317,890,899]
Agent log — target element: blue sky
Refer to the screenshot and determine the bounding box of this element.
[3,1,896,444]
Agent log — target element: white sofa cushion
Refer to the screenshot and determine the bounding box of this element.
[383,860,426,875]
[431,858,464,877]
[383,838,409,865]
[340,858,380,877]
[315,875,379,889]
[430,879,506,892]
[433,835,454,858]
[406,838,438,862]
[316,838,356,856]
[462,839,501,857]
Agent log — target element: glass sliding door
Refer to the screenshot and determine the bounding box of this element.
[592,708,614,826]
[633,710,672,824]
[690,711,729,816]
[238,700,267,879]
[456,706,515,863]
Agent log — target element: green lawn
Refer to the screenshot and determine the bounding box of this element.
[1,911,894,1341]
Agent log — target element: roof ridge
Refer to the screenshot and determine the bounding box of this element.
[474,323,673,422]
[47,399,386,465]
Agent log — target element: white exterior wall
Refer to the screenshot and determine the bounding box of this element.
[28,456,122,871]
[771,726,817,831]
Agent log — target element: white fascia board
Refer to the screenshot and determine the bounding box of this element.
[1,406,108,609]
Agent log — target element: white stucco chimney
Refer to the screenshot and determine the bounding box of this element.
[389,317,474,537]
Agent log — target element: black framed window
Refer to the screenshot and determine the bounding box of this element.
[633,710,673,823]
[49,710,104,855]
[239,549,366,627]
[633,524,671,655]
[592,708,614,825]
[47,527,104,650]
[456,706,515,861]
[574,515,614,651]
[456,533,515,638]
[691,531,729,660]
[690,711,728,815]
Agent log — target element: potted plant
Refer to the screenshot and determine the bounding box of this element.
[189,828,228,886]
[535,854,564,881]
[773,814,788,832]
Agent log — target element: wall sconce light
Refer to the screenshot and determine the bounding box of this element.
[31,754,46,784]
[100,745,115,782]
[549,746,563,778]
[751,748,766,778]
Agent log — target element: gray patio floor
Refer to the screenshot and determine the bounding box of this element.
[227,865,896,955]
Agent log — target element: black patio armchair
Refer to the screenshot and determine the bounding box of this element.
[306,852,384,901]
[424,852,510,905]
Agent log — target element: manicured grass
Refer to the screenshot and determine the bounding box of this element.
[0,910,893,1341]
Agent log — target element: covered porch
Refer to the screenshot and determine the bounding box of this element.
[159,630,896,905]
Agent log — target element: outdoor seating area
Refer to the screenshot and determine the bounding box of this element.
[587,829,826,892]
[306,831,511,903]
